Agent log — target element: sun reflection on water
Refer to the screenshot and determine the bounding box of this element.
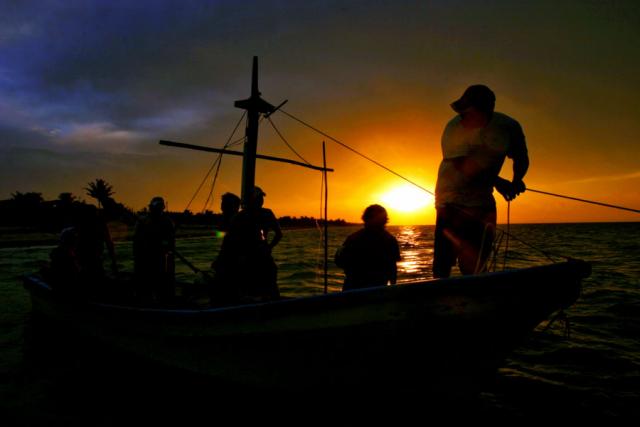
[393,225,434,282]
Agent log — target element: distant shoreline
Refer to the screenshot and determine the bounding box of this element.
[1,221,636,249]
[0,222,358,249]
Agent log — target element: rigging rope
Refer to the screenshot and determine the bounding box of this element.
[227,135,246,147]
[183,111,246,214]
[202,150,226,213]
[503,201,511,270]
[323,140,329,294]
[489,229,505,272]
[526,188,640,214]
[501,228,563,262]
[315,155,326,288]
[198,112,247,213]
[184,156,221,214]
[266,116,312,165]
[280,109,435,196]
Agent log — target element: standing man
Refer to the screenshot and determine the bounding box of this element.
[210,192,242,304]
[133,196,176,302]
[433,85,529,278]
[231,186,282,301]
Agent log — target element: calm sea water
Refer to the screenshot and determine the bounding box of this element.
[1,223,639,422]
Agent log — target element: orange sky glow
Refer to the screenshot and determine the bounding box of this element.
[1,2,638,225]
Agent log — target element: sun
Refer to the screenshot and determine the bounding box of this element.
[380,184,432,213]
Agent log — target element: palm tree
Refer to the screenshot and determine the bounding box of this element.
[85,179,115,209]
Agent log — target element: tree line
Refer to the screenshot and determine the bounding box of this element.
[0,179,350,230]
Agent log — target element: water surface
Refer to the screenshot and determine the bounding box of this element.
[1,223,638,421]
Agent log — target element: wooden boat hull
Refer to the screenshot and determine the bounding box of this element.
[24,260,589,394]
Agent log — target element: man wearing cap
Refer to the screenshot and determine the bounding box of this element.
[433,85,529,278]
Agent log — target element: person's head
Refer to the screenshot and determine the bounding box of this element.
[246,186,266,209]
[362,204,389,229]
[451,85,495,115]
[221,192,241,216]
[149,196,166,215]
[59,226,78,248]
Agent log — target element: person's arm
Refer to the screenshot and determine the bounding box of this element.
[269,220,282,250]
[510,120,529,194]
[512,151,529,194]
[266,210,282,250]
[496,121,529,201]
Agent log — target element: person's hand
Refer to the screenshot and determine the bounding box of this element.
[513,179,526,197]
[495,177,515,201]
[495,178,526,201]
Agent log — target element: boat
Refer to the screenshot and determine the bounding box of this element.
[24,261,588,394]
[23,57,591,396]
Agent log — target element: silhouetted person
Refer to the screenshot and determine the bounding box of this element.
[133,197,175,303]
[230,186,282,301]
[220,192,241,232]
[47,227,82,296]
[433,85,529,278]
[210,192,242,304]
[335,204,401,291]
[75,204,117,280]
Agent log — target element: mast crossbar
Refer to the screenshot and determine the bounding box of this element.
[159,140,333,172]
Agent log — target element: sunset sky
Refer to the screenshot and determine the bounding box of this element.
[1,0,639,224]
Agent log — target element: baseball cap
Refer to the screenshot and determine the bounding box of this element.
[253,186,266,197]
[451,85,496,113]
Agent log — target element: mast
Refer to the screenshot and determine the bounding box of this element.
[234,56,276,206]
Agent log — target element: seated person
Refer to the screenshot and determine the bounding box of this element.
[335,204,401,291]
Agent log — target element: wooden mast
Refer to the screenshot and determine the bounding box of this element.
[234,56,276,206]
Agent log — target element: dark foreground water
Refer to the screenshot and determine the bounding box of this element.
[1,223,639,423]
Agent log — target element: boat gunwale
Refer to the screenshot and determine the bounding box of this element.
[23,259,589,319]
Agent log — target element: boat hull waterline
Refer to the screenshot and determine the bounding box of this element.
[24,260,590,393]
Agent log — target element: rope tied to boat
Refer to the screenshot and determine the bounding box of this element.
[541,309,571,339]
[503,201,511,270]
